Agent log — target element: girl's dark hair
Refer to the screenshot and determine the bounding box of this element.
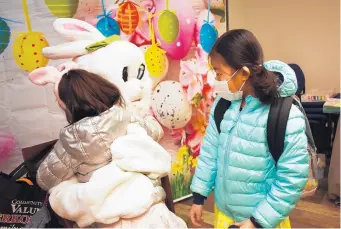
[58,69,125,124]
[210,29,278,104]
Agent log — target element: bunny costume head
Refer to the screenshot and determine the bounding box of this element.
[29,18,152,105]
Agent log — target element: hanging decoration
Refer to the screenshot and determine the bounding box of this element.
[157,0,179,43]
[44,0,79,18]
[144,13,167,78]
[96,0,120,37]
[117,1,139,35]
[151,81,192,130]
[139,44,169,87]
[153,0,196,60]
[13,0,49,72]
[0,17,24,55]
[199,0,218,53]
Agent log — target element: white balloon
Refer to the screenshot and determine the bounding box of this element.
[139,45,169,88]
[151,81,192,129]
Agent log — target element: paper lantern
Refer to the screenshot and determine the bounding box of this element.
[44,0,79,18]
[158,10,179,43]
[145,45,167,77]
[151,81,192,129]
[97,16,120,37]
[0,19,10,55]
[13,32,49,72]
[200,23,218,53]
[117,1,139,35]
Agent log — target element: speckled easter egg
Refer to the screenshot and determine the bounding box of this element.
[151,81,192,129]
[158,10,179,43]
[44,0,79,18]
[200,23,218,53]
[96,16,120,37]
[145,45,167,77]
[0,19,10,55]
[13,32,49,72]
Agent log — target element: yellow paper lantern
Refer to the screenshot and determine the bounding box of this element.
[44,0,79,18]
[13,32,49,72]
[145,45,167,77]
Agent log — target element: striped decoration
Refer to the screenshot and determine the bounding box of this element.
[117,1,139,35]
[44,0,79,18]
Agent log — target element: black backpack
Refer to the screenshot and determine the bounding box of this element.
[214,96,319,197]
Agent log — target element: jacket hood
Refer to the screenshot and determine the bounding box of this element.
[264,60,297,97]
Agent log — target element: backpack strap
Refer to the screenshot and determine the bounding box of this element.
[267,97,293,163]
[214,98,231,133]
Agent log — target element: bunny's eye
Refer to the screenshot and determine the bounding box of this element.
[122,66,128,82]
[137,64,145,80]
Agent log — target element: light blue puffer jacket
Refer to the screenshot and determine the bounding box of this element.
[191,60,309,228]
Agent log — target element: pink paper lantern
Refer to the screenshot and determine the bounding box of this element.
[153,0,196,60]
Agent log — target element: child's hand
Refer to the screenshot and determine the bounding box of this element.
[234,219,256,228]
[190,204,204,226]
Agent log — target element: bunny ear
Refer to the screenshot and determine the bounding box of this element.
[42,40,93,60]
[28,66,62,86]
[53,18,105,42]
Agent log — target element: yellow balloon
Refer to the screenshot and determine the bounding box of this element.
[145,45,167,77]
[13,32,49,72]
[44,0,79,18]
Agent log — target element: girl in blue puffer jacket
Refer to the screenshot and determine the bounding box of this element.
[190,29,309,228]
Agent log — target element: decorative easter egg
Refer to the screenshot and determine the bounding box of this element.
[97,16,120,37]
[154,0,195,60]
[195,9,215,44]
[0,19,10,55]
[140,45,168,87]
[13,32,49,72]
[44,0,79,18]
[117,1,139,35]
[145,45,167,78]
[152,81,192,129]
[158,10,179,43]
[200,23,218,53]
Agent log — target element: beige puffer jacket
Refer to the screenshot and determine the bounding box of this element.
[37,105,163,191]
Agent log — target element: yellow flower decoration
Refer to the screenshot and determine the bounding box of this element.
[171,161,184,174]
[191,157,198,168]
[188,156,193,167]
[177,145,189,161]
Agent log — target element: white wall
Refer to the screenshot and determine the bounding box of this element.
[228,0,340,92]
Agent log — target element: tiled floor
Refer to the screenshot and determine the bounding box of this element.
[174,179,340,228]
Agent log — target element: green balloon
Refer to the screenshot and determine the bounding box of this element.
[158,10,179,43]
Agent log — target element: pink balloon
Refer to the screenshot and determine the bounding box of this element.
[153,0,196,60]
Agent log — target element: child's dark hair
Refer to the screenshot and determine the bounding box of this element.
[58,69,125,124]
[210,29,278,104]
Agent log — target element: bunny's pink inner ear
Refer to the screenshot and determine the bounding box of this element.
[53,18,105,42]
[63,23,89,32]
[28,66,62,86]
